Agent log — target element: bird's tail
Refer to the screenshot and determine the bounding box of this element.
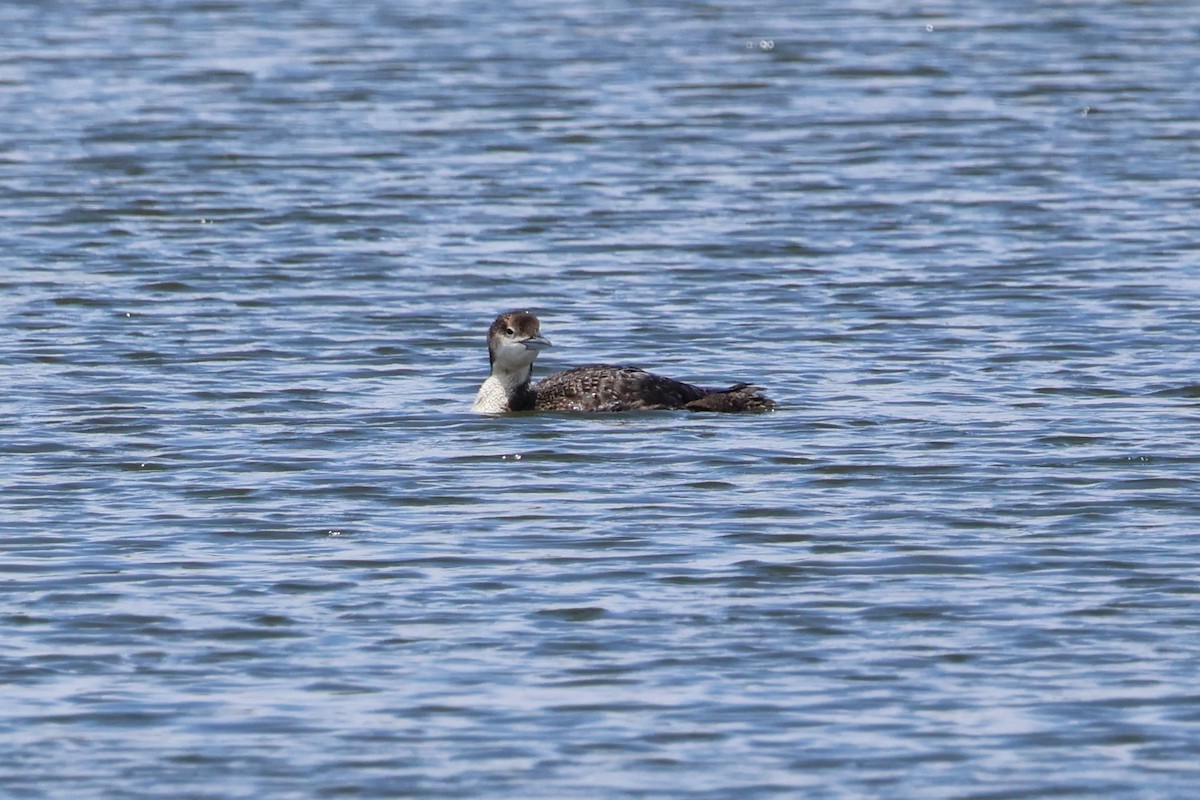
[684,383,778,413]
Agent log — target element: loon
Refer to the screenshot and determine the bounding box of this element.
[471,310,778,414]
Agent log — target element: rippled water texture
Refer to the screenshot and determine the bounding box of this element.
[4,1,1200,797]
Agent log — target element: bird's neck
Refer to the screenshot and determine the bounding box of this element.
[472,362,535,412]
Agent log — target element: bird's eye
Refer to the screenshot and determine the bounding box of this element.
[504,327,515,336]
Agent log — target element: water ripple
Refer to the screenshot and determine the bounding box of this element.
[4,0,1200,798]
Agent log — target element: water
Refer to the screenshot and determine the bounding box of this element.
[4,1,1200,797]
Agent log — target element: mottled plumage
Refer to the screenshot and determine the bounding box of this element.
[472,310,777,414]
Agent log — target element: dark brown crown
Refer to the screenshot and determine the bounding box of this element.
[486,310,541,365]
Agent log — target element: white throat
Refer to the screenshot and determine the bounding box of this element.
[472,340,540,413]
[472,363,532,413]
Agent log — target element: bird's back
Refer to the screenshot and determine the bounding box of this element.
[532,365,707,412]
[532,365,775,413]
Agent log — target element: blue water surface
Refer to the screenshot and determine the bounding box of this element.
[3,1,1200,798]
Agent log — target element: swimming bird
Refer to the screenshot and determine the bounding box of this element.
[471,310,777,413]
